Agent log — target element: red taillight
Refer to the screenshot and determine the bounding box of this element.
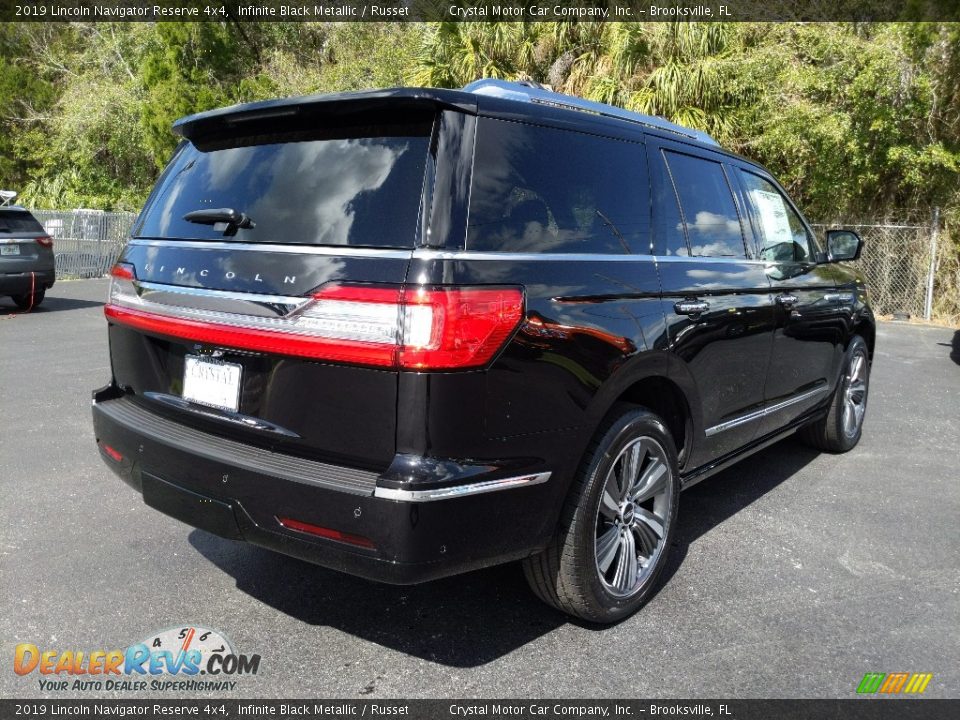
[110,263,135,280]
[34,235,53,248]
[397,287,525,369]
[104,282,524,371]
[276,517,375,549]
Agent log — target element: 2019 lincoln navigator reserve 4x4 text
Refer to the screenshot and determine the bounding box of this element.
[92,80,874,622]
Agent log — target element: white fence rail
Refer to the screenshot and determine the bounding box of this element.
[32,209,137,280]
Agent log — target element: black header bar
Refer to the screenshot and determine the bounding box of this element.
[3,1,960,23]
[0,699,956,720]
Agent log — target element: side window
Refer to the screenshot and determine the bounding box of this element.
[662,151,746,258]
[468,118,650,254]
[650,151,688,256]
[739,171,813,262]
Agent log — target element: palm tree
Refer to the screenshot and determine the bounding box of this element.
[409,21,742,144]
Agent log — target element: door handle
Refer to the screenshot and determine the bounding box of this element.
[776,293,799,307]
[674,299,710,316]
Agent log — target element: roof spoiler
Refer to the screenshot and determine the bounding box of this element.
[172,89,478,143]
[462,79,719,146]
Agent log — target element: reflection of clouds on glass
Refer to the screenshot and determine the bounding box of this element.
[247,140,408,245]
[140,137,423,247]
[157,174,186,236]
[685,265,758,290]
[683,211,741,256]
[686,267,755,281]
[207,146,257,190]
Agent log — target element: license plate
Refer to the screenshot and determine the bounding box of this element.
[182,356,241,412]
[0,245,20,255]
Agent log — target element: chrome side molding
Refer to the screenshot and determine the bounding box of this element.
[705,385,829,437]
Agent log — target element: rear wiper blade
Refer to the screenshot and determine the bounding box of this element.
[183,208,255,236]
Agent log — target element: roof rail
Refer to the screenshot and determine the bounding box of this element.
[462,79,719,146]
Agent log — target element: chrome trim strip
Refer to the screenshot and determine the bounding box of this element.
[655,255,768,265]
[373,471,551,502]
[127,238,413,259]
[121,280,310,330]
[134,280,310,305]
[704,385,829,437]
[129,240,769,265]
[411,249,768,264]
[412,249,641,262]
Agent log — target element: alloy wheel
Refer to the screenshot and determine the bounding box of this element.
[595,436,672,597]
[842,350,869,438]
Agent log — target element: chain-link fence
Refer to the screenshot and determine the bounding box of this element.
[32,209,137,280]
[812,221,939,319]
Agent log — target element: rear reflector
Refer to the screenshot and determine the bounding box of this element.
[276,517,375,549]
[99,442,123,463]
[104,268,524,370]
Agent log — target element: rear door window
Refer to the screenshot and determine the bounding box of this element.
[662,151,746,258]
[0,211,44,235]
[137,126,432,248]
[467,118,650,254]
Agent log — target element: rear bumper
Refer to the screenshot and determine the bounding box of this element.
[91,386,557,584]
[0,268,55,294]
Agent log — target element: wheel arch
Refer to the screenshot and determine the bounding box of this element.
[614,376,692,467]
[854,314,876,360]
[585,356,697,470]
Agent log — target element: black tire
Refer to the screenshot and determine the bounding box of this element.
[11,288,45,310]
[799,335,870,453]
[523,404,680,623]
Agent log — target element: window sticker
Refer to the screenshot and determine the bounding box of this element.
[751,188,793,244]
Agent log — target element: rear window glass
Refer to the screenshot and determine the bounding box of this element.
[137,131,431,248]
[467,118,650,254]
[0,211,44,234]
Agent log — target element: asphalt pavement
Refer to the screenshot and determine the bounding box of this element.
[1,279,957,699]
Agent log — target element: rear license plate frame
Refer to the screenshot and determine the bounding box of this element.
[182,355,242,413]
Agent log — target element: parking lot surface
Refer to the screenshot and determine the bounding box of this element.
[1,279,957,699]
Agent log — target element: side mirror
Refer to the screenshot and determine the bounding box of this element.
[825,230,863,262]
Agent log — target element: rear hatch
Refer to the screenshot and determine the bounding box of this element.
[106,103,436,469]
[0,209,52,271]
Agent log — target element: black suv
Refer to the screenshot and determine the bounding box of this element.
[0,194,54,309]
[92,81,873,623]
